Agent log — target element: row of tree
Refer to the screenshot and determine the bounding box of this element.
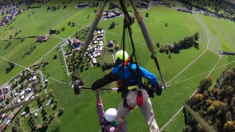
[157,32,200,55]
[6,61,15,74]
[177,0,235,21]
[182,66,235,132]
[5,42,11,49]
[22,45,37,58]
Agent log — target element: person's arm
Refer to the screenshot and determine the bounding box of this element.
[96,89,104,125]
[139,66,157,86]
[114,117,125,132]
[91,72,116,91]
[96,89,101,104]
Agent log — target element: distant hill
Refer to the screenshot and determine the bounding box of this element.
[182,66,235,132]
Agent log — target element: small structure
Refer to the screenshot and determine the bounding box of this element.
[32,81,38,92]
[44,60,49,65]
[71,39,83,49]
[13,107,20,115]
[73,39,81,44]
[9,113,15,120]
[76,3,89,8]
[34,112,37,117]
[107,40,114,48]
[102,11,122,19]
[221,51,235,55]
[35,35,49,42]
[21,112,26,116]
[34,64,40,70]
[0,123,7,131]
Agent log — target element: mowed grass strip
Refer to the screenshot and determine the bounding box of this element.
[200,15,235,52]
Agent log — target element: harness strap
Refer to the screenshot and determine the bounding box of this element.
[125,90,143,111]
[126,105,134,111]
[121,57,131,67]
[136,91,143,107]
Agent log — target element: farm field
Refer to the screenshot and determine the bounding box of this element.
[0,0,235,132]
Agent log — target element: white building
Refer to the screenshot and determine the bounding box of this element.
[19,90,25,96]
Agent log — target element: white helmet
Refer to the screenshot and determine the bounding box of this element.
[104,108,117,122]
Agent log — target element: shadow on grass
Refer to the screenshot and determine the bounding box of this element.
[38,127,48,132]
[5,67,14,74]
[52,105,57,110]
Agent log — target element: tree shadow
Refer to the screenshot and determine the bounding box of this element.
[58,112,63,117]
[39,127,48,132]
[193,43,199,50]
[52,105,57,110]
[5,67,14,74]
[37,103,42,108]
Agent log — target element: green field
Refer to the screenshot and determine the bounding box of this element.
[0,0,235,132]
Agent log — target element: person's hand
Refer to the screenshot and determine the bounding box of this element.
[117,117,124,125]
[95,89,100,96]
[115,117,124,132]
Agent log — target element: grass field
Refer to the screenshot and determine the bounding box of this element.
[200,14,235,52]
[0,36,61,86]
[1,1,235,132]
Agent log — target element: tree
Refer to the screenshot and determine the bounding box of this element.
[48,88,54,97]
[54,99,58,104]
[61,27,65,31]
[15,117,20,126]
[159,46,165,53]
[53,55,57,59]
[68,22,71,26]
[194,32,200,41]
[56,30,60,34]
[59,108,64,116]
[145,12,149,17]
[165,48,169,54]
[168,53,171,59]
[156,43,160,48]
[165,23,168,27]
[42,121,49,129]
